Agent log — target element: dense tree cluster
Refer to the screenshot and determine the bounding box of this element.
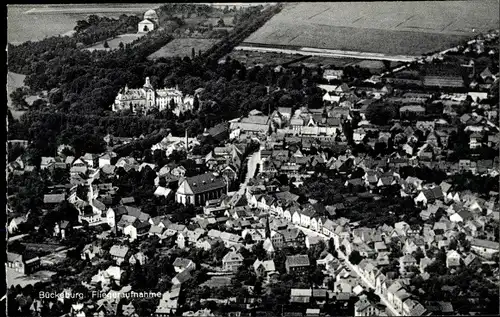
[414,250,500,315]
[8,5,287,170]
[294,173,422,227]
[74,14,142,46]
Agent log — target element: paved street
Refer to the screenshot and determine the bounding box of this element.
[238,147,261,195]
[294,224,401,316]
[8,233,29,242]
[338,250,401,316]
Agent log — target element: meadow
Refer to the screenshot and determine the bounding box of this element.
[148,38,219,60]
[243,1,500,56]
[84,33,144,52]
[8,4,154,44]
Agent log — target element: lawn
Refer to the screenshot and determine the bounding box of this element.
[148,38,219,60]
[228,49,371,69]
[244,1,500,56]
[228,50,300,66]
[84,33,144,52]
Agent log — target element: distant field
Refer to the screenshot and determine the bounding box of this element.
[85,33,144,52]
[148,38,219,60]
[244,1,500,56]
[8,4,152,44]
[228,50,300,66]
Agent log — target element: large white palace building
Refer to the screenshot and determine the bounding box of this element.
[112,77,194,115]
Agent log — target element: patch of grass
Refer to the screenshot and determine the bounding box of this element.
[148,38,218,59]
[84,33,144,51]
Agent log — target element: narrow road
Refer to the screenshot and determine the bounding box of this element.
[8,233,29,242]
[338,250,401,316]
[294,224,401,316]
[238,147,261,195]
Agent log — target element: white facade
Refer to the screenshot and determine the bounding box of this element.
[112,77,194,115]
[138,19,155,33]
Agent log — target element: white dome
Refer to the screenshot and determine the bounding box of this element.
[144,9,158,20]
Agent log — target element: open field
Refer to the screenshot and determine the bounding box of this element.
[235,45,419,62]
[8,4,152,44]
[85,33,144,52]
[148,38,219,60]
[227,50,300,66]
[24,4,157,14]
[243,1,499,56]
[227,49,381,70]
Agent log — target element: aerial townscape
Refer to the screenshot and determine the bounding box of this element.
[6,2,500,317]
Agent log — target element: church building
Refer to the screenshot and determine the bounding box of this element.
[175,173,227,206]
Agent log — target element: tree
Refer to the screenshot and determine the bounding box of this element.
[217,18,225,27]
[10,88,29,110]
[103,40,109,48]
[244,234,253,245]
[413,247,425,264]
[193,95,200,111]
[169,99,176,110]
[253,280,262,296]
[309,266,325,286]
[366,102,397,126]
[349,250,363,265]
[76,185,88,201]
[119,41,124,49]
[191,47,196,59]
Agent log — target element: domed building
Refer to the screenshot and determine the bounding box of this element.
[144,9,159,24]
[138,9,158,33]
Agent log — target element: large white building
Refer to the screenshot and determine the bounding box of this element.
[138,9,158,33]
[112,77,194,115]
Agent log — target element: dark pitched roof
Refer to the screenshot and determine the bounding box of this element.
[278,228,304,242]
[422,187,444,201]
[43,194,66,204]
[179,173,226,195]
[208,122,229,137]
[286,254,310,267]
[173,257,194,269]
[173,269,192,284]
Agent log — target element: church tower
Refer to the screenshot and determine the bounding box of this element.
[144,77,155,110]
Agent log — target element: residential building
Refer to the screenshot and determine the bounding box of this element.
[222,250,244,271]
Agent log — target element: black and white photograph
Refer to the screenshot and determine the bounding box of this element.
[5,1,500,316]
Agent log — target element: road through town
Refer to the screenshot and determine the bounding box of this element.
[238,148,261,195]
[296,225,401,316]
